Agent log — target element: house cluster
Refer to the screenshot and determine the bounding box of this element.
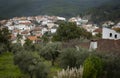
[0,15,66,45]
[0,15,120,47]
[67,18,120,52]
[68,16,100,35]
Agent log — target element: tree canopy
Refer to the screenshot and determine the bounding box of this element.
[0,28,11,52]
[52,22,92,41]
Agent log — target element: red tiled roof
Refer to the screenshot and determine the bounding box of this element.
[93,28,102,33]
[97,39,120,52]
[27,36,37,41]
[10,34,16,40]
[21,30,29,34]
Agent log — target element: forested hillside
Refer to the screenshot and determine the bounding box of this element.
[86,0,120,24]
[0,0,111,19]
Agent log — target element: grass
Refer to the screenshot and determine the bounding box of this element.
[0,52,26,78]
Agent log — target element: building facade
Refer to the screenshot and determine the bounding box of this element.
[102,28,120,40]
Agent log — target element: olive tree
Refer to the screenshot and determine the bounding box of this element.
[40,42,62,66]
[59,47,90,69]
[14,51,49,78]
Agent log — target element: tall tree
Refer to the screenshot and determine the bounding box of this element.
[52,22,92,41]
[0,28,11,52]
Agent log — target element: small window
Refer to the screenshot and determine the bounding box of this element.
[110,33,112,37]
[115,34,117,38]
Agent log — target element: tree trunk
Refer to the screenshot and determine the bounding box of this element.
[51,59,55,66]
[30,73,33,78]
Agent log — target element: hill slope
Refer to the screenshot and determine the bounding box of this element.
[0,0,111,19]
[86,0,120,24]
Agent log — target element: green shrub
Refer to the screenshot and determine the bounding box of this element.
[83,55,103,78]
[59,48,90,69]
[14,51,49,78]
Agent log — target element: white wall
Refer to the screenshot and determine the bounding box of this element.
[50,29,57,33]
[89,41,97,51]
[102,28,120,40]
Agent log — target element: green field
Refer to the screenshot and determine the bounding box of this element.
[0,52,26,78]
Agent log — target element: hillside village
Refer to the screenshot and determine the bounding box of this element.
[0,15,120,51]
[0,15,120,78]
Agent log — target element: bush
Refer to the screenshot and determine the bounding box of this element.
[11,43,24,53]
[83,55,103,78]
[14,51,49,78]
[40,42,62,66]
[59,48,90,69]
[94,52,120,78]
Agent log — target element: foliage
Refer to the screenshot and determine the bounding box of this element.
[52,22,92,41]
[83,55,103,78]
[0,28,11,52]
[40,42,62,66]
[94,52,120,78]
[86,0,120,24]
[0,52,25,78]
[24,38,33,46]
[11,43,24,53]
[0,43,6,54]
[32,43,44,52]
[16,33,22,43]
[35,62,49,78]
[14,51,49,78]
[59,48,77,68]
[59,48,90,69]
[0,0,113,19]
[24,38,33,51]
[41,32,51,43]
[54,66,83,78]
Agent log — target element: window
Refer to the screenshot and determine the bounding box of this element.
[115,34,117,38]
[110,33,112,37]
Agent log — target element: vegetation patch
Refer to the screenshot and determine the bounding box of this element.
[0,52,25,78]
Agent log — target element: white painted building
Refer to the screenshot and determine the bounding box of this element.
[14,25,30,30]
[7,26,14,30]
[57,16,66,21]
[102,28,120,40]
[41,28,48,35]
[89,40,97,51]
[18,20,31,24]
[112,22,120,28]
[50,28,57,33]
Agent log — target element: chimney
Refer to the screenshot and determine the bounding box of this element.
[89,40,97,51]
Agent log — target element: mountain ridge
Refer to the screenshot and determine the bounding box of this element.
[0,0,112,19]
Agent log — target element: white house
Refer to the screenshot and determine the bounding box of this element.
[7,26,14,30]
[102,28,120,40]
[57,16,66,21]
[50,26,57,34]
[112,22,120,28]
[14,25,30,30]
[41,28,48,35]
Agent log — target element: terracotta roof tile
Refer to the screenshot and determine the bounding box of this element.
[27,36,37,41]
[93,28,102,33]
